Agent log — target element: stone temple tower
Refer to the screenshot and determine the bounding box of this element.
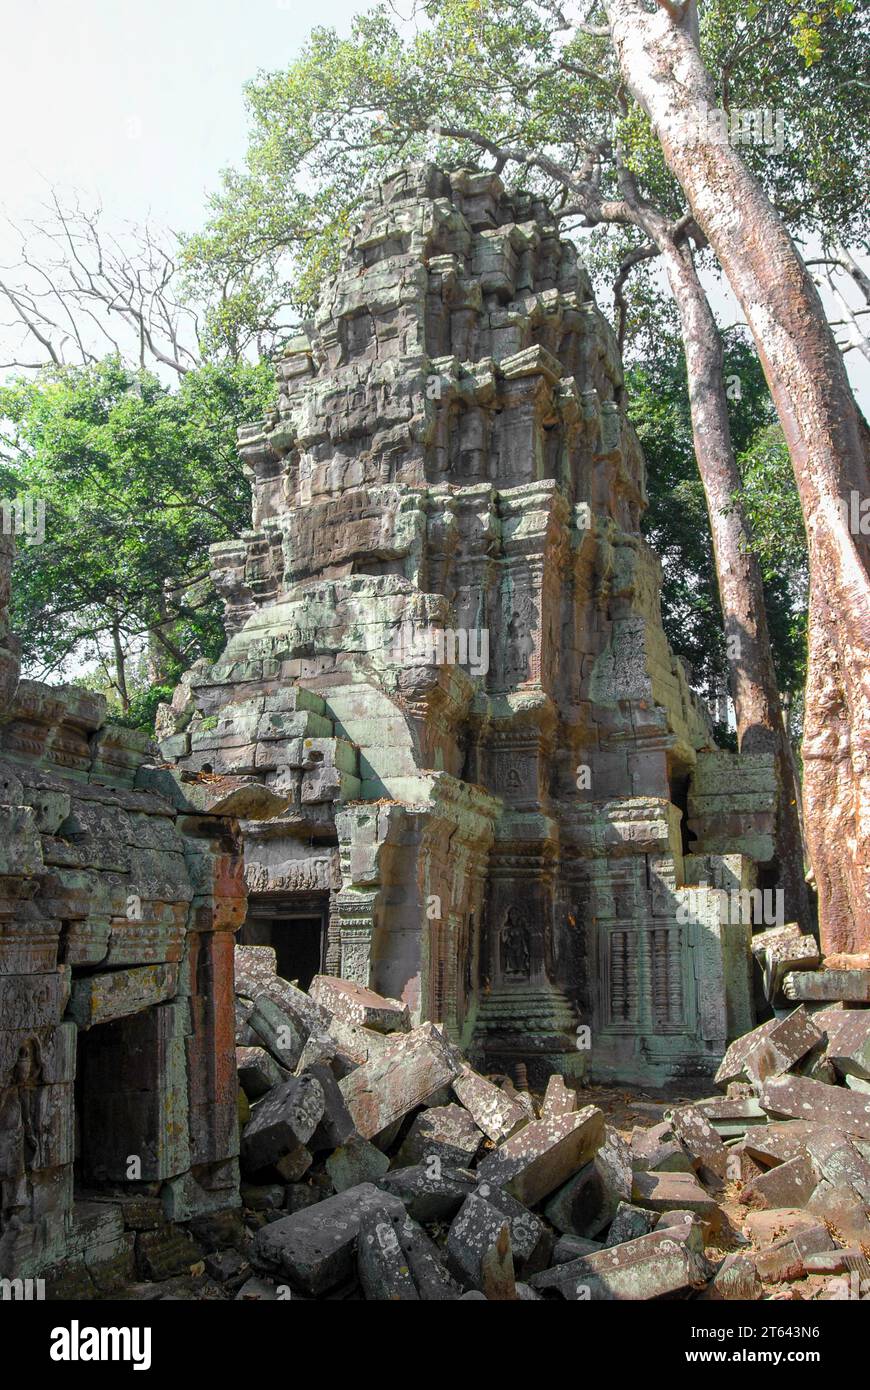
[159,164,778,1087]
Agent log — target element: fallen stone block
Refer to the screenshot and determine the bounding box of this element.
[668,1105,728,1180]
[605,1202,658,1246]
[741,1120,818,1168]
[377,1165,477,1223]
[274,1146,313,1182]
[529,1224,712,1300]
[541,1074,577,1118]
[715,1018,779,1087]
[739,1153,817,1210]
[394,1212,461,1300]
[804,1126,870,1204]
[446,1194,516,1293]
[248,996,305,1071]
[816,1008,870,1080]
[631,1170,721,1227]
[760,934,820,1000]
[744,1008,825,1088]
[451,1064,528,1143]
[784,970,870,1003]
[471,1183,551,1272]
[543,1126,631,1237]
[357,1207,420,1301]
[553,1234,603,1264]
[751,1222,834,1283]
[235,945,330,1036]
[327,1136,391,1193]
[236,1045,288,1099]
[395,1103,484,1170]
[252,1182,407,1296]
[477,1106,605,1207]
[630,1122,693,1174]
[310,974,410,1033]
[301,1061,357,1151]
[339,1023,461,1139]
[702,1252,763,1300]
[742,1208,823,1245]
[807,1179,870,1241]
[758,1075,870,1139]
[240,1073,324,1173]
[480,1223,517,1301]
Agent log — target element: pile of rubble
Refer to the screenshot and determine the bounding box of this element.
[220,940,869,1301]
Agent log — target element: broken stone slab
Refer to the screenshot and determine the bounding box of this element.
[240,1073,325,1173]
[298,1060,357,1151]
[470,1182,551,1272]
[746,1008,826,1088]
[236,1045,288,1099]
[784,970,870,1003]
[252,1183,408,1296]
[274,1146,314,1182]
[553,1234,603,1263]
[816,1008,870,1080]
[761,935,821,1000]
[309,974,410,1033]
[339,1022,461,1139]
[377,1166,477,1223]
[804,1126,870,1204]
[394,1212,461,1301]
[758,1075,870,1140]
[698,1095,768,1139]
[477,1106,605,1207]
[248,996,305,1071]
[67,963,178,1029]
[750,1222,835,1284]
[715,1018,779,1087]
[326,1135,391,1193]
[529,1223,712,1300]
[739,1153,818,1210]
[357,1207,420,1301]
[630,1122,694,1174]
[741,1120,819,1168]
[807,1179,870,1242]
[543,1125,632,1237]
[702,1252,763,1300]
[742,1207,823,1244]
[395,1103,484,1170]
[446,1194,516,1293]
[234,945,330,1037]
[605,1202,658,1246]
[451,1064,528,1143]
[631,1171,721,1227]
[668,1105,729,1180]
[541,1074,577,1119]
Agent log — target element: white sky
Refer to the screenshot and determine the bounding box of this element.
[0,0,865,404]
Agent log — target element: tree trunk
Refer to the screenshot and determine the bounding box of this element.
[606,0,870,953]
[656,231,811,927]
[111,620,129,712]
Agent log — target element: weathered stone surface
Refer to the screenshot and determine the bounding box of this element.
[477,1106,605,1206]
[240,1074,325,1172]
[631,1122,694,1173]
[543,1125,631,1237]
[605,1202,658,1246]
[236,1045,287,1098]
[252,1183,407,1295]
[310,975,410,1033]
[451,1065,527,1143]
[816,1008,870,1079]
[703,1252,764,1300]
[739,1153,818,1210]
[530,1222,712,1300]
[67,963,178,1029]
[758,1075,870,1139]
[339,1023,461,1139]
[326,1135,391,1192]
[377,1165,477,1223]
[631,1171,721,1225]
[783,969,870,1003]
[357,1207,420,1301]
[541,1074,577,1119]
[446,1195,515,1293]
[804,1126,870,1203]
[395,1103,484,1170]
[668,1105,728,1179]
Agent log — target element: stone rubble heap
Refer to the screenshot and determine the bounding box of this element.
[208,940,869,1302]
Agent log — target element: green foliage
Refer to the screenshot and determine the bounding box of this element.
[0,355,274,695]
[631,330,808,708]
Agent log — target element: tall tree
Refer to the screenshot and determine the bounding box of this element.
[604,0,869,949]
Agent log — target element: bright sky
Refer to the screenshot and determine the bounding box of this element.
[0,0,865,407]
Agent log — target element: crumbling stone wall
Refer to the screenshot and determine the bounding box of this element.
[0,533,246,1289]
[157,163,778,1088]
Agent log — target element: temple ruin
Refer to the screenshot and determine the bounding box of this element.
[0,164,797,1293]
[159,163,778,1087]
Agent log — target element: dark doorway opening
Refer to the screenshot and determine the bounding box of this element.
[239,893,329,991]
